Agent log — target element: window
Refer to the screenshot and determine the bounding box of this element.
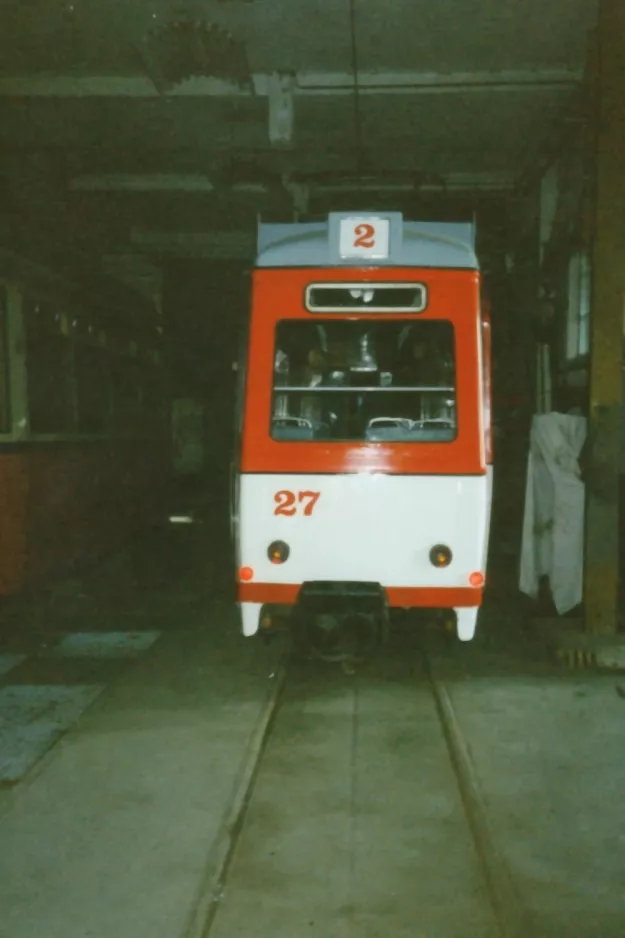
[305,283,427,312]
[25,299,74,434]
[565,253,591,360]
[271,319,456,443]
[0,287,10,432]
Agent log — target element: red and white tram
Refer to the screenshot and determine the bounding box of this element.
[233,212,492,652]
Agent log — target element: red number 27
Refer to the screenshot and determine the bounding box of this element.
[274,490,320,517]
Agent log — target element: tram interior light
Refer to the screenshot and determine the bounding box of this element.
[348,288,375,303]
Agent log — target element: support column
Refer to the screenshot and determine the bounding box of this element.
[268,72,294,147]
[584,0,625,634]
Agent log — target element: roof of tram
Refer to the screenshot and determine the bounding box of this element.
[256,217,478,269]
[0,0,597,286]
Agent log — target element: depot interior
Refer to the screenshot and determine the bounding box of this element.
[0,0,622,632]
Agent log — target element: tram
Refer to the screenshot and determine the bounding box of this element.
[0,247,168,598]
[233,212,492,654]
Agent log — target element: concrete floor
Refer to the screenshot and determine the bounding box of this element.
[429,619,625,938]
[0,609,285,938]
[209,646,498,938]
[0,506,624,938]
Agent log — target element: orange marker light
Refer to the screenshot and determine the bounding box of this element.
[469,571,485,588]
[239,566,255,582]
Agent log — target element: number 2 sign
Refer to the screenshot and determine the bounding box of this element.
[353,223,376,248]
[339,216,390,260]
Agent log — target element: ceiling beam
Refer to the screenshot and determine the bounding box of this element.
[69,170,513,200]
[295,69,583,95]
[0,69,583,99]
[69,174,283,197]
[130,229,256,259]
[70,173,215,192]
[313,172,516,192]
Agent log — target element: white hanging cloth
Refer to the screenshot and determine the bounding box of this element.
[519,412,587,614]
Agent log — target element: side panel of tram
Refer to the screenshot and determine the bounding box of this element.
[234,213,493,642]
[0,256,168,598]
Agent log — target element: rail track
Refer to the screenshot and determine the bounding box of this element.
[184,628,531,938]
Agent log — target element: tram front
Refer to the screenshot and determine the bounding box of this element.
[234,213,492,650]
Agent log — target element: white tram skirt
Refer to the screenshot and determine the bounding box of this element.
[237,471,492,640]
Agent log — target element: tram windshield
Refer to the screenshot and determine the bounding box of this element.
[271,319,456,442]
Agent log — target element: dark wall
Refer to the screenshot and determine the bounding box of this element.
[163,259,250,491]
